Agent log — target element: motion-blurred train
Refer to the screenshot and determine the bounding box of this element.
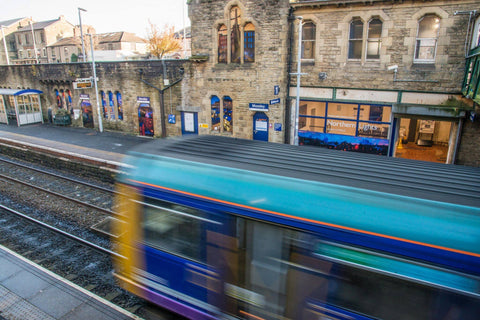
[112,135,480,320]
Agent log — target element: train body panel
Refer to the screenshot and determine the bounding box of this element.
[113,136,480,320]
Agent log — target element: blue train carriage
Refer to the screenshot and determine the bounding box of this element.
[112,135,480,320]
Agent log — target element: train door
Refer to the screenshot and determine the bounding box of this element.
[210,216,289,319]
[253,112,269,141]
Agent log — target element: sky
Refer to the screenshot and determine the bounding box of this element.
[1,0,190,38]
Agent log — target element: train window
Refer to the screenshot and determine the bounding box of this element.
[140,198,210,263]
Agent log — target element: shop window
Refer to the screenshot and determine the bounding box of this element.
[302,21,316,60]
[348,19,363,59]
[299,101,326,132]
[211,95,221,131]
[244,23,255,63]
[366,19,382,59]
[223,96,233,132]
[298,101,391,155]
[218,24,227,63]
[230,6,242,63]
[116,91,123,120]
[414,14,440,63]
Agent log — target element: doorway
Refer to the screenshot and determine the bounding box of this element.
[181,112,198,135]
[395,118,452,163]
[253,112,269,141]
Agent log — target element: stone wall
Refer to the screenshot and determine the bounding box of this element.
[0,60,187,137]
[457,106,480,167]
[290,0,476,92]
[186,0,291,143]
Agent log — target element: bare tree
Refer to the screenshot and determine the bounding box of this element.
[146,21,182,59]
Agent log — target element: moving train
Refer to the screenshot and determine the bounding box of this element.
[112,135,480,320]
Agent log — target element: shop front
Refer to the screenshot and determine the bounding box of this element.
[392,103,465,164]
[297,99,466,164]
[0,89,43,126]
[298,100,392,155]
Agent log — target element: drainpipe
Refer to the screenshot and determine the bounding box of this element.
[285,8,296,144]
[140,76,183,138]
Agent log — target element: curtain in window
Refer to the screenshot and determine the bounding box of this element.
[415,15,440,61]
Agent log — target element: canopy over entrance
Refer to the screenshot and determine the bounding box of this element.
[0,89,44,126]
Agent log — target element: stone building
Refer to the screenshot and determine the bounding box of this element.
[0,17,32,65]
[185,0,291,142]
[185,0,480,165]
[13,16,75,64]
[288,0,479,165]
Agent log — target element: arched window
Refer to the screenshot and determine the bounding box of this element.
[348,19,363,59]
[65,90,72,110]
[223,96,233,132]
[244,23,255,63]
[108,91,115,120]
[230,6,241,63]
[366,18,382,59]
[100,91,107,119]
[55,89,63,108]
[302,21,316,60]
[116,91,123,120]
[415,14,440,63]
[211,95,221,131]
[218,24,227,63]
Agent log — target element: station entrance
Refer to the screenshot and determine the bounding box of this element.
[0,89,44,126]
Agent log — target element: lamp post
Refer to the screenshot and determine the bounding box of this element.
[78,7,87,62]
[29,21,38,64]
[292,16,305,146]
[1,25,9,65]
[87,33,103,132]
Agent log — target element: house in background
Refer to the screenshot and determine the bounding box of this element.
[13,15,74,64]
[91,32,147,61]
[0,17,32,65]
[171,26,191,59]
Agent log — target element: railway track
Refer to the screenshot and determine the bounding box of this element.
[0,156,182,320]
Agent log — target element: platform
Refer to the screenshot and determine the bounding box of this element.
[0,123,152,170]
[0,245,140,320]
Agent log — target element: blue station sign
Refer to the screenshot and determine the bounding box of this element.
[270,98,280,105]
[249,103,269,111]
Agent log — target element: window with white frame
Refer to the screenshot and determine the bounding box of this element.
[414,14,440,63]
